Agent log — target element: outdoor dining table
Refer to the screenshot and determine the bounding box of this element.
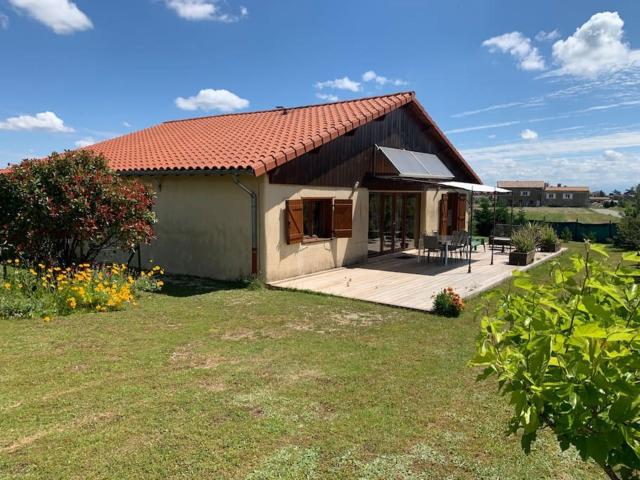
[438,235,452,266]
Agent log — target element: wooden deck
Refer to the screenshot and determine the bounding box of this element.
[269,248,566,312]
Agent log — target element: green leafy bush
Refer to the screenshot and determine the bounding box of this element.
[433,288,464,317]
[471,243,640,480]
[0,150,156,266]
[615,184,640,251]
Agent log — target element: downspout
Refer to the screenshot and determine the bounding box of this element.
[232,175,258,277]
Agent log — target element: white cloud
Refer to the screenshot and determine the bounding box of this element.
[578,99,640,113]
[74,137,96,148]
[8,0,92,34]
[175,88,249,112]
[164,0,246,22]
[0,13,9,29]
[446,121,520,134]
[603,149,626,161]
[550,11,640,77]
[483,32,545,71]
[123,121,131,128]
[314,76,361,92]
[535,29,560,42]
[520,129,538,140]
[0,111,74,132]
[463,130,640,162]
[316,93,339,102]
[488,134,497,139]
[361,70,408,87]
[452,101,527,119]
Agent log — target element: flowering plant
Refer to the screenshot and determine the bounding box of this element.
[433,287,465,317]
[0,150,156,265]
[1,260,163,320]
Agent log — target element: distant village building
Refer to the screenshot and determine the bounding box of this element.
[496,181,590,207]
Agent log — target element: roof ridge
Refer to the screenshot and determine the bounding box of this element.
[163,91,415,124]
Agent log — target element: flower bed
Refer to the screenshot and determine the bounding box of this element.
[1,260,163,320]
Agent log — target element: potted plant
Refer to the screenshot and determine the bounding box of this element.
[538,224,561,252]
[509,223,537,266]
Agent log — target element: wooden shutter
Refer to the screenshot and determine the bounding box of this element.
[286,199,304,244]
[456,194,467,231]
[333,199,353,238]
[438,193,448,235]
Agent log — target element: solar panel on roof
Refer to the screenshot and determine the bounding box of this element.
[378,146,454,179]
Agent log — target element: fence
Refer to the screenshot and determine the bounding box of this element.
[546,221,619,243]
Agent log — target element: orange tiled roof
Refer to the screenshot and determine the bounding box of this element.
[85,91,480,181]
[545,185,589,192]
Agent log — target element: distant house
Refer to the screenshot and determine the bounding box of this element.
[497,180,590,208]
[78,92,482,281]
[496,181,546,207]
[543,184,590,207]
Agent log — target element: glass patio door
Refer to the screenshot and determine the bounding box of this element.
[368,192,420,256]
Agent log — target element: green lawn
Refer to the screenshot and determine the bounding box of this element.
[0,243,611,479]
[522,207,620,224]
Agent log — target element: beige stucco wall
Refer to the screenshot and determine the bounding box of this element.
[102,175,257,280]
[99,174,468,281]
[261,183,368,282]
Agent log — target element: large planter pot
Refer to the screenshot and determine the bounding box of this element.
[540,242,561,253]
[509,250,535,266]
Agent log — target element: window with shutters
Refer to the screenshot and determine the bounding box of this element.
[303,198,333,240]
[286,197,353,244]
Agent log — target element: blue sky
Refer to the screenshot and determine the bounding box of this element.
[1,0,639,191]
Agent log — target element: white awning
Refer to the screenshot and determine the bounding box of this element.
[377,145,455,180]
[438,181,510,193]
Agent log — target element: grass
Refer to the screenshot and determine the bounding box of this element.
[522,207,620,224]
[0,243,615,479]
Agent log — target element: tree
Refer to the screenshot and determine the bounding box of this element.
[471,244,640,480]
[473,196,511,237]
[0,150,156,265]
[615,184,640,250]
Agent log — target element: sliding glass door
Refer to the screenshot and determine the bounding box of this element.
[368,192,420,256]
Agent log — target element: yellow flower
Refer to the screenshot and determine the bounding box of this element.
[3,282,10,290]
[67,297,77,309]
[156,281,164,288]
[29,268,37,276]
[43,316,51,322]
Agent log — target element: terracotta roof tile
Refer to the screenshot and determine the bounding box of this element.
[545,186,590,192]
[63,91,474,184]
[86,93,416,175]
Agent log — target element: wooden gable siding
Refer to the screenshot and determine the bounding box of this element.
[267,104,473,188]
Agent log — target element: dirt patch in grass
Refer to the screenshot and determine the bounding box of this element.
[1,411,118,454]
[220,328,257,341]
[169,344,230,369]
[331,311,385,327]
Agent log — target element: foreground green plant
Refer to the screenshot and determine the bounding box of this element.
[471,243,640,480]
